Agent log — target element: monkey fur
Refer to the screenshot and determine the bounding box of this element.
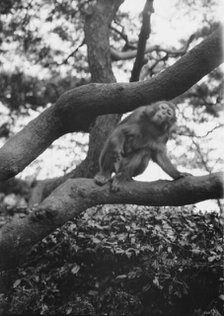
[94,101,187,192]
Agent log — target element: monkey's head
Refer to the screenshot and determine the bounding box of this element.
[150,101,177,132]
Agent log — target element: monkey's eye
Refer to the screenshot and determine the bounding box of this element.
[160,103,168,110]
[167,109,173,117]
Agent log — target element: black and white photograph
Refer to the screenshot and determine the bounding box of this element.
[0,0,223,315]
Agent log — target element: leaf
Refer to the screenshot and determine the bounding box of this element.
[118,233,127,241]
[219,294,224,301]
[131,237,136,244]
[115,248,125,254]
[88,290,98,296]
[116,274,127,280]
[69,223,77,231]
[154,225,161,232]
[94,223,104,230]
[131,223,137,229]
[92,237,101,244]
[13,279,21,288]
[120,215,126,222]
[142,282,151,292]
[71,264,80,275]
[208,255,217,262]
[191,249,201,255]
[125,250,133,258]
[66,307,72,314]
[153,276,162,289]
[72,244,80,252]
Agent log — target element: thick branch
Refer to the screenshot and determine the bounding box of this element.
[0,25,223,180]
[0,172,223,271]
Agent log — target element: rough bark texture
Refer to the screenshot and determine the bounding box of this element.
[0,25,222,181]
[82,0,123,177]
[0,172,223,271]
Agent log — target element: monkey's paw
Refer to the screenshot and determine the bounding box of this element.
[94,174,110,186]
[110,177,127,192]
[110,180,121,192]
[175,172,193,179]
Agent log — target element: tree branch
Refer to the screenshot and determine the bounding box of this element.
[44,39,85,67]
[0,25,223,181]
[130,0,154,81]
[0,172,223,271]
[110,33,195,61]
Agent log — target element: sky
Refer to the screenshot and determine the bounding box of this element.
[121,0,224,46]
[121,0,224,20]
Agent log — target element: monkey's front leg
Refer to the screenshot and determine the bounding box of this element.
[154,149,192,179]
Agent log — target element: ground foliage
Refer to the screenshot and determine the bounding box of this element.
[0,205,223,316]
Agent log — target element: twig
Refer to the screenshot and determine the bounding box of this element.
[111,33,196,61]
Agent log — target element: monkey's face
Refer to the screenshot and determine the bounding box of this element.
[151,102,176,131]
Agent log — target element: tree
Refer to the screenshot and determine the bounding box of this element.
[0,0,223,270]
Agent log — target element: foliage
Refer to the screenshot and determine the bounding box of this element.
[2,205,223,315]
[0,69,89,111]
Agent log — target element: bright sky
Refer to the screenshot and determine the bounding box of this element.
[121,0,224,47]
[121,0,183,46]
[121,0,224,20]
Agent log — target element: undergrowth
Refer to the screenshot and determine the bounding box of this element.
[0,205,223,316]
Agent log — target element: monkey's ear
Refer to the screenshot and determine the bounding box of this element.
[169,122,177,133]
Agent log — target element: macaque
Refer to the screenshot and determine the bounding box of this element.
[94,101,187,192]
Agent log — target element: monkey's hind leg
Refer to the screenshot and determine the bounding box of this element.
[110,156,134,192]
[94,149,120,186]
[111,172,128,192]
[111,150,150,192]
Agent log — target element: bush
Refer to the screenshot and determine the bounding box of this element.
[2,205,223,315]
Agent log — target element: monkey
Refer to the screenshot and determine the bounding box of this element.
[94,101,189,192]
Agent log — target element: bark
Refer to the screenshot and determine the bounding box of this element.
[0,172,223,271]
[82,0,123,177]
[130,0,154,82]
[0,25,223,181]
[0,178,30,196]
